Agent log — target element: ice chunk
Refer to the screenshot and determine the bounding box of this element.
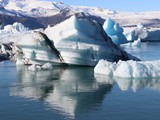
[28,64,41,71]
[94,59,114,76]
[125,24,148,41]
[103,18,128,45]
[103,18,117,35]
[94,59,160,78]
[132,38,141,47]
[122,38,141,47]
[137,23,144,29]
[1,44,6,54]
[41,63,53,70]
[3,22,29,33]
[142,28,160,41]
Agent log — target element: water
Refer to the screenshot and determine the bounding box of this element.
[1,43,160,120]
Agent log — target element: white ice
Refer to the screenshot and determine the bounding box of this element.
[125,23,148,41]
[28,62,53,71]
[121,38,141,47]
[94,59,160,78]
[2,22,29,33]
[41,63,53,70]
[28,64,41,72]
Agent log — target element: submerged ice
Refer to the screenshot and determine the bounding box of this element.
[94,59,160,78]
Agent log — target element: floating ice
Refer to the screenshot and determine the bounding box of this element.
[41,63,53,70]
[125,23,148,41]
[122,38,141,47]
[28,64,41,72]
[6,15,139,66]
[103,18,128,45]
[94,59,160,78]
[3,22,29,33]
[28,62,53,71]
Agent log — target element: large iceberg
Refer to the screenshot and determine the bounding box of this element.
[94,59,160,78]
[11,65,112,118]
[9,16,139,66]
[103,18,128,45]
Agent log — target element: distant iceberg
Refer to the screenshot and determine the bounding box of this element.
[103,18,128,45]
[2,22,29,33]
[142,28,160,41]
[125,23,148,41]
[94,59,160,78]
[121,38,141,47]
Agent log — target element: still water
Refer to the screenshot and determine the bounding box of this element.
[0,43,160,120]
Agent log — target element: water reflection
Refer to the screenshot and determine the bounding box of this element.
[11,66,113,119]
[95,74,160,92]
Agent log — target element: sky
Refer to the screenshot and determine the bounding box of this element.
[45,0,160,12]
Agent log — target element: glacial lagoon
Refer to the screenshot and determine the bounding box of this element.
[1,42,160,120]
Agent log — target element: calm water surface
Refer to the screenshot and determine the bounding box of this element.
[0,42,160,120]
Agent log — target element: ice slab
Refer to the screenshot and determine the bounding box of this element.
[94,59,160,78]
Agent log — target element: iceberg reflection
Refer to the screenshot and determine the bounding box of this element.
[11,66,113,119]
[115,77,160,92]
[95,74,160,92]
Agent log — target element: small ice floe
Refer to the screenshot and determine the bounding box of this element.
[41,63,53,70]
[28,63,53,71]
[94,59,160,78]
[122,38,141,47]
[28,64,41,72]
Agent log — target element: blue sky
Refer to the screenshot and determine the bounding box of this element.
[45,0,160,12]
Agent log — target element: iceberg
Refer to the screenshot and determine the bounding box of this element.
[3,22,29,33]
[28,63,53,71]
[8,16,139,66]
[94,59,160,78]
[28,64,41,71]
[121,38,141,47]
[142,28,160,42]
[125,23,148,41]
[103,18,128,45]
